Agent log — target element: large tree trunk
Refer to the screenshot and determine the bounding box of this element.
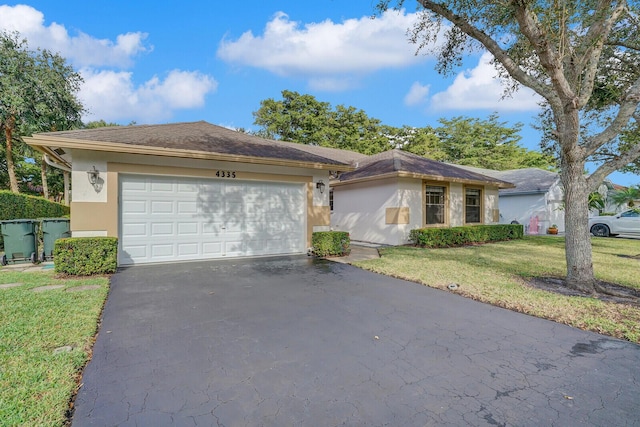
[40,158,49,199]
[558,110,597,293]
[561,163,596,293]
[4,117,20,193]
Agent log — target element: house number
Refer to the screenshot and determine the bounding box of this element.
[216,170,236,178]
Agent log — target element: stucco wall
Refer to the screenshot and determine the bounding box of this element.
[68,150,330,245]
[332,178,501,246]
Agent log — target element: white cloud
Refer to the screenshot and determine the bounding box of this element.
[80,69,218,122]
[0,4,150,68]
[430,52,542,112]
[404,82,430,106]
[217,10,428,86]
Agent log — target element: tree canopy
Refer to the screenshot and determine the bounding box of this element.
[253,90,391,155]
[0,31,83,195]
[377,0,640,292]
[254,90,554,170]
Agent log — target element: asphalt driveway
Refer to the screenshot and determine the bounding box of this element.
[72,256,640,426]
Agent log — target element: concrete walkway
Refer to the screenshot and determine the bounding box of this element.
[329,242,381,264]
[72,256,640,426]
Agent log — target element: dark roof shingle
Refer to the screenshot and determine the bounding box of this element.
[36,121,350,167]
[337,149,514,188]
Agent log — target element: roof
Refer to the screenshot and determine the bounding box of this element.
[454,165,559,195]
[335,149,515,188]
[26,121,353,171]
[275,139,368,165]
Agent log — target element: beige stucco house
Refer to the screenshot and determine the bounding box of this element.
[26,121,353,265]
[330,150,515,245]
[27,122,515,263]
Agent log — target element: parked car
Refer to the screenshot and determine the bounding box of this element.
[589,209,640,237]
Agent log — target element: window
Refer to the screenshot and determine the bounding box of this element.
[465,188,482,223]
[425,185,446,225]
[329,189,334,211]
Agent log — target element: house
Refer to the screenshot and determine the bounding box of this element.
[26,121,353,265]
[330,150,515,245]
[27,121,518,262]
[454,167,564,234]
[455,166,630,234]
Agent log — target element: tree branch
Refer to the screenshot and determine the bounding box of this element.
[416,1,556,104]
[575,0,628,108]
[587,139,640,190]
[509,1,574,104]
[584,75,640,155]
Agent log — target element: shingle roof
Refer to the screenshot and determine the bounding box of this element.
[33,121,351,167]
[454,165,559,194]
[337,149,514,188]
[275,140,368,165]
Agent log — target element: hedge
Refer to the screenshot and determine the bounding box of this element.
[409,224,524,248]
[53,237,118,276]
[0,191,69,250]
[0,190,69,220]
[312,231,351,257]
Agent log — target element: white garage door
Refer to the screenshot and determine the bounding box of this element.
[119,174,306,265]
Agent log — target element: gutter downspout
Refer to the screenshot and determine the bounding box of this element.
[43,154,71,205]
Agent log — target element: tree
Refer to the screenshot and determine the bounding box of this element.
[610,185,640,207]
[377,1,640,293]
[0,31,83,194]
[253,90,391,154]
[434,115,556,170]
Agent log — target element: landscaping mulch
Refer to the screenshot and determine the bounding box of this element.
[525,276,640,306]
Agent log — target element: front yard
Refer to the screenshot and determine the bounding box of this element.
[1,236,639,426]
[0,269,109,427]
[354,236,640,343]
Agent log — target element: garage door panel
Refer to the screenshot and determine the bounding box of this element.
[151,222,173,236]
[120,175,305,265]
[151,200,175,214]
[177,222,198,235]
[123,222,147,237]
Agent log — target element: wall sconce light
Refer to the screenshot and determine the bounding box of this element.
[316,180,326,194]
[87,166,101,191]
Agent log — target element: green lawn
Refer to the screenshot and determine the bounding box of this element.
[354,236,640,343]
[0,269,109,427]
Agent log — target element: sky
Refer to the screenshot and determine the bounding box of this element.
[1,1,637,186]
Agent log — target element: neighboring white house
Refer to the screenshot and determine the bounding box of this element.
[330,150,514,245]
[456,166,628,234]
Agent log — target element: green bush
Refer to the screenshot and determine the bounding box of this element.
[312,231,350,257]
[53,237,118,276]
[409,224,524,248]
[0,191,69,250]
[0,190,69,219]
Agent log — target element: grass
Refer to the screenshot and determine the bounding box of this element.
[0,268,109,427]
[353,236,640,343]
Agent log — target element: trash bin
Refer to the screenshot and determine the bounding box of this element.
[0,219,39,266]
[40,218,71,262]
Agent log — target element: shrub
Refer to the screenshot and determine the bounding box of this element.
[0,190,69,219]
[312,231,350,257]
[53,237,118,276]
[409,224,523,248]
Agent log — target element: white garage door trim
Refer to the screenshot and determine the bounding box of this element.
[119,174,306,265]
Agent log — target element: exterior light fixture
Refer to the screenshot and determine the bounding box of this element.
[87,166,101,191]
[316,180,326,194]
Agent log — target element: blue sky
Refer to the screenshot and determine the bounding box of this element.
[1,1,637,186]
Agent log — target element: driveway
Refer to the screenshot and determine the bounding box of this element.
[72,256,640,426]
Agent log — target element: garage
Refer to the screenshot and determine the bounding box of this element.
[119,174,306,265]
